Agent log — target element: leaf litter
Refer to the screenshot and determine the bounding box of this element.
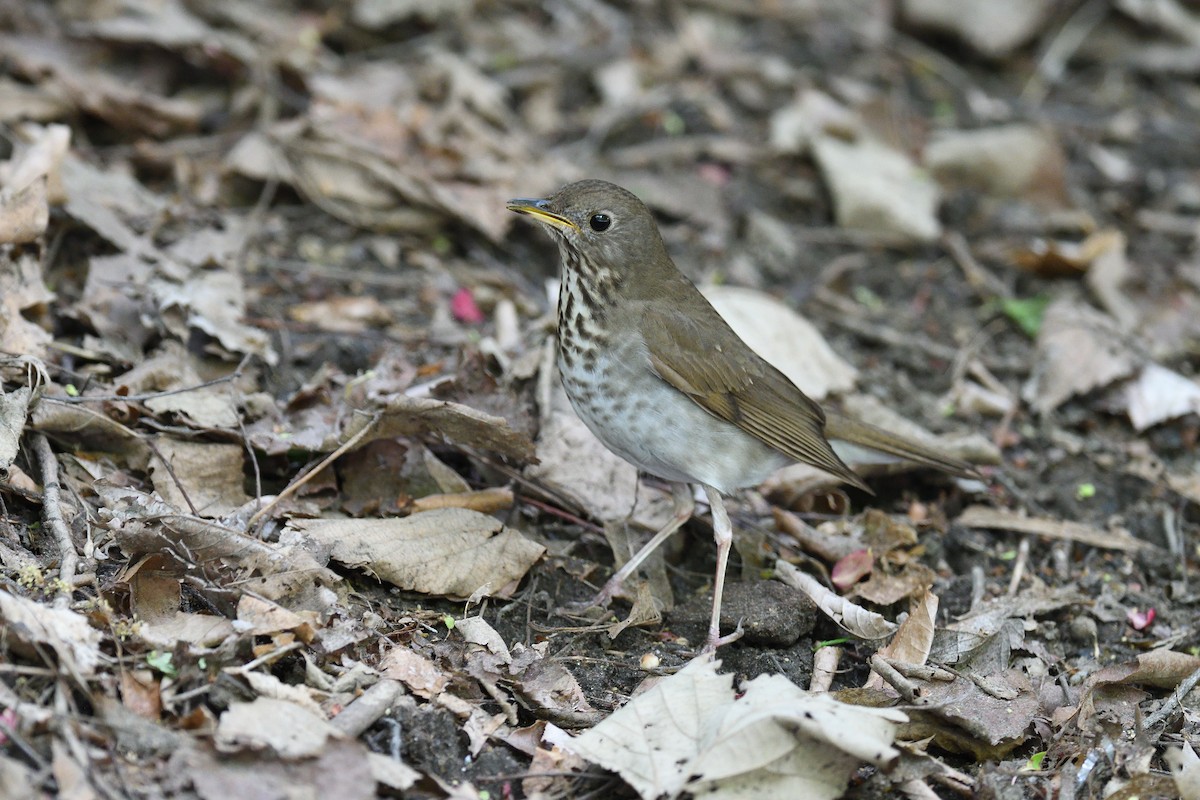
[0,1,1198,799]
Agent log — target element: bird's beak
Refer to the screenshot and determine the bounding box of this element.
[506,198,580,232]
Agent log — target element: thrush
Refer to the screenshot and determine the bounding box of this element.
[507,179,977,655]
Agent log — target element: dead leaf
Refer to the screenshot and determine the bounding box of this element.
[348,393,536,463]
[1124,363,1200,431]
[775,561,898,641]
[812,134,941,243]
[294,509,545,599]
[148,439,249,518]
[870,590,938,690]
[0,588,103,679]
[379,646,450,699]
[569,658,906,800]
[1023,296,1138,414]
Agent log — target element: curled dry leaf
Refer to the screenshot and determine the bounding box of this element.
[774,561,897,641]
[292,508,545,600]
[0,385,30,470]
[346,393,536,463]
[379,646,450,699]
[455,616,512,662]
[905,669,1039,759]
[1165,744,1200,800]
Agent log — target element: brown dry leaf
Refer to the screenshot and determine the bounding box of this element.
[288,295,394,333]
[1083,649,1200,692]
[958,505,1152,551]
[0,385,30,471]
[31,398,151,467]
[348,393,536,463]
[0,35,205,137]
[1165,744,1200,800]
[293,509,544,599]
[930,586,1086,673]
[0,168,48,245]
[0,248,54,359]
[925,124,1065,201]
[145,388,240,430]
[70,0,259,65]
[379,646,451,699]
[812,134,941,243]
[870,590,939,690]
[569,657,906,800]
[190,737,376,800]
[0,755,37,797]
[158,270,277,365]
[1023,296,1139,414]
[606,581,665,639]
[97,484,339,600]
[148,439,249,518]
[510,646,599,724]
[216,697,342,758]
[0,77,72,123]
[905,669,1038,759]
[901,0,1055,58]
[1010,230,1120,278]
[852,562,936,606]
[226,51,550,242]
[455,616,512,662]
[50,739,95,800]
[0,589,103,680]
[236,595,315,640]
[119,670,163,721]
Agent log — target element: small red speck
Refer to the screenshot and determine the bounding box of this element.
[1127,607,1155,631]
[451,287,484,324]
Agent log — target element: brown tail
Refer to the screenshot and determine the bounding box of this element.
[823,412,981,479]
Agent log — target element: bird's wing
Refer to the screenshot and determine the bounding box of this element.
[639,302,869,491]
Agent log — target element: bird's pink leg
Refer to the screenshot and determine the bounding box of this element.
[700,485,743,656]
[590,482,694,607]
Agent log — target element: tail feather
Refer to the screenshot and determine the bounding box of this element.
[822,412,980,479]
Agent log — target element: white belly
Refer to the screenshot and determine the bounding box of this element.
[558,340,790,494]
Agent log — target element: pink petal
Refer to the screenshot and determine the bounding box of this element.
[451,287,484,324]
[1126,607,1155,631]
[832,549,874,590]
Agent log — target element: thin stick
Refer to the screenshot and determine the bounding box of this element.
[246,411,381,531]
[31,433,78,587]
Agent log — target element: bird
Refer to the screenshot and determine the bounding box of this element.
[507,179,977,655]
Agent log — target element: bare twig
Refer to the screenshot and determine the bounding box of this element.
[246,411,382,531]
[1144,664,1200,731]
[31,433,78,588]
[1006,536,1031,596]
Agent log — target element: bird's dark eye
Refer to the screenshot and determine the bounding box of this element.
[589,213,612,232]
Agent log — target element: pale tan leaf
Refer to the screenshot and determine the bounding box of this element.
[293,510,544,599]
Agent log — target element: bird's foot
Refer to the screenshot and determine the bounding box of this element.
[699,619,744,658]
